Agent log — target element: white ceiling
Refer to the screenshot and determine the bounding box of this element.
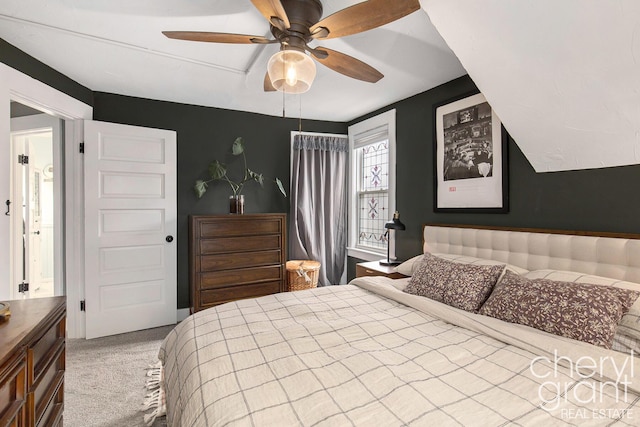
[3,1,639,172]
[0,0,466,122]
[426,0,640,172]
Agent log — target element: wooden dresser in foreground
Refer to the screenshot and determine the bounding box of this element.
[190,214,286,313]
[0,296,66,427]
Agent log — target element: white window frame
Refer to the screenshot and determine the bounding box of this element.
[347,109,396,261]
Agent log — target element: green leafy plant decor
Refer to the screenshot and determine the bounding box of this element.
[194,137,287,200]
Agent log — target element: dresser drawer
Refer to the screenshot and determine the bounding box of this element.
[201,250,282,271]
[199,265,283,289]
[30,316,64,386]
[0,352,27,427]
[200,235,282,254]
[199,217,283,238]
[34,376,63,427]
[0,297,65,427]
[200,281,282,307]
[190,214,286,313]
[31,343,64,427]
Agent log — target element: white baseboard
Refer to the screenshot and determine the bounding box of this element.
[177,308,190,322]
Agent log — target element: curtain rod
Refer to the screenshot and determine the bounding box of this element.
[290,131,347,138]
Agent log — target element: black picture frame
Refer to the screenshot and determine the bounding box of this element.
[433,91,509,213]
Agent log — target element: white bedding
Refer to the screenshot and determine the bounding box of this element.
[159,277,640,426]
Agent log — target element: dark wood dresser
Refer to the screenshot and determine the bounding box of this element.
[189,214,286,312]
[0,296,66,427]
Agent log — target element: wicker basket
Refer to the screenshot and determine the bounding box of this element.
[286,260,321,291]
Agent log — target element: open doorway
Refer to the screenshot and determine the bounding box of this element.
[9,102,63,299]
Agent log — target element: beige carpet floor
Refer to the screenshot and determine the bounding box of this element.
[65,325,175,427]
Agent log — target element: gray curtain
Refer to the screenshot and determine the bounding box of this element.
[289,133,348,285]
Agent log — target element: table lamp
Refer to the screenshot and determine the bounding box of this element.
[380,211,406,266]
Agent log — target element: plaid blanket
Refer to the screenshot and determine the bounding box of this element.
[159,277,640,426]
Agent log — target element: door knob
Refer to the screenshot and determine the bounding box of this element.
[32,231,40,235]
[165,235,174,243]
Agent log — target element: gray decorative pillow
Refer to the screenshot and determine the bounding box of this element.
[403,253,505,312]
[524,269,640,350]
[479,270,640,349]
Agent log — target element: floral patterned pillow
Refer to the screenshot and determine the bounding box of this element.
[479,270,640,348]
[403,253,505,312]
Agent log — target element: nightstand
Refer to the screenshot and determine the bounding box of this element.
[356,260,408,279]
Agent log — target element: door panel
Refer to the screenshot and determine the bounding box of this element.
[100,279,165,310]
[101,172,165,198]
[99,134,166,163]
[100,209,164,234]
[84,120,176,339]
[100,245,164,272]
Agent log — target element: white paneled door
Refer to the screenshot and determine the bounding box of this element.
[84,120,177,339]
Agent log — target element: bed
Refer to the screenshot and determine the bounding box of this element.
[158,224,640,426]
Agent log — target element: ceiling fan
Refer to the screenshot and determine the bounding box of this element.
[162,0,421,93]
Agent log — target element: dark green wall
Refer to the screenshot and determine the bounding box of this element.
[93,92,347,308]
[347,75,640,279]
[5,37,640,302]
[1,38,93,107]
[0,37,346,310]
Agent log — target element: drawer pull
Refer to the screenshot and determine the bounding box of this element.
[365,269,374,274]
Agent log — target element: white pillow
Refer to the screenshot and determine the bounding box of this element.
[393,255,423,276]
[395,253,529,276]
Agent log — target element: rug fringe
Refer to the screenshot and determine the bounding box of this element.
[142,361,166,426]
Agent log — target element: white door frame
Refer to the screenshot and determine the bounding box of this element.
[1,63,92,338]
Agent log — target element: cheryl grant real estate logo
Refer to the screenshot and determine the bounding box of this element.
[530,350,635,419]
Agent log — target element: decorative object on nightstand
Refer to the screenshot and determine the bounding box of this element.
[380,211,405,266]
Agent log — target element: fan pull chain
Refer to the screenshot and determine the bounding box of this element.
[282,85,286,118]
[298,95,302,133]
[282,58,286,118]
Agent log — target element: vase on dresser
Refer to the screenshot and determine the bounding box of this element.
[229,195,245,214]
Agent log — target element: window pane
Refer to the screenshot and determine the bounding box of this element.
[358,192,388,250]
[361,140,389,191]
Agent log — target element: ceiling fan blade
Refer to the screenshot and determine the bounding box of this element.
[311,47,383,83]
[162,31,273,44]
[264,72,276,92]
[310,0,421,40]
[250,0,290,31]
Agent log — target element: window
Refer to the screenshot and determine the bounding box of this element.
[347,110,396,261]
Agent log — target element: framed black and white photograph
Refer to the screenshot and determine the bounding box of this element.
[433,92,509,213]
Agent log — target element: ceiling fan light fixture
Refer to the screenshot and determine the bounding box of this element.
[267,49,316,94]
[164,0,420,92]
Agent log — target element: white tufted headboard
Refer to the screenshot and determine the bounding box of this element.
[423,224,640,283]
